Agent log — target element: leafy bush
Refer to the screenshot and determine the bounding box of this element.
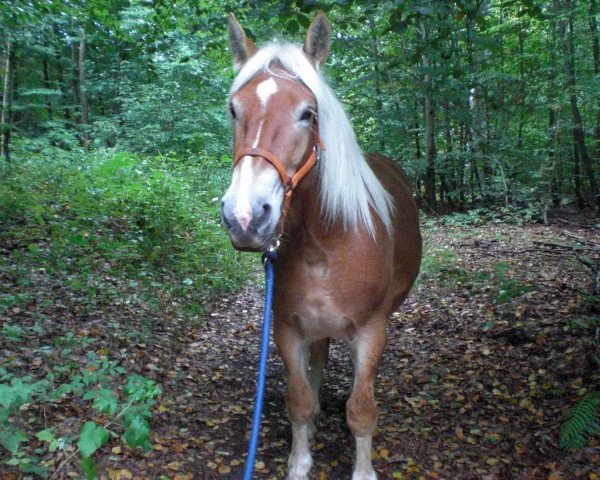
[0,148,255,313]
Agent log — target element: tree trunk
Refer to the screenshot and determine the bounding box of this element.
[1,38,14,162]
[573,145,585,209]
[442,100,457,209]
[414,100,421,161]
[42,57,53,121]
[367,11,384,151]
[565,0,600,216]
[558,0,600,213]
[79,29,89,149]
[516,22,525,155]
[71,40,80,123]
[590,0,600,159]
[421,21,437,213]
[544,6,560,222]
[53,23,71,121]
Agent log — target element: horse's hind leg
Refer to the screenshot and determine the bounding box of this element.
[274,323,317,480]
[347,319,386,480]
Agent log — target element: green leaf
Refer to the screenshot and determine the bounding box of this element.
[36,428,54,442]
[560,392,600,449]
[483,320,495,331]
[81,456,98,480]
[78,422,109,458]
[0,428,28,453]
[124,375,160,401]
[123,415,151,450]
[285,19,299,34]
[296,13,310,29]
[84,388,119,415]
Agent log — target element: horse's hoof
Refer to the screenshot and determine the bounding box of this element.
[287,452,312,480]
[352,470,377,480]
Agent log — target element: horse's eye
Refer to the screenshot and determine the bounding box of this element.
[299,109,314,122]
[229,104,237,120]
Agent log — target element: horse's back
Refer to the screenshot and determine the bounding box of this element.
[367,153,422,309]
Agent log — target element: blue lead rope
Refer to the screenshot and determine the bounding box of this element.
[242,250,277,480]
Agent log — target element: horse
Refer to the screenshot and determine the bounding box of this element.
[220,12,422,480]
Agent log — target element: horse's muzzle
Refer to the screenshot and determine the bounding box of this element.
[220,201,279,252]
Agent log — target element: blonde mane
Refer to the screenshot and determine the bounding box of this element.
[229,42,393,237]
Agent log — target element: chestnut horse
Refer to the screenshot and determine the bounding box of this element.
[221,12,422,480]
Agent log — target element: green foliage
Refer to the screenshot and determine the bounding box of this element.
[1,324,24,343]
[419,246,458,287]
[0,149,255,314]
[78,421,109,458]
[560,392,600,449]
[440,206,540,227]
[491,261,533,305]
[0,344,160,478]
[83,388,119,415]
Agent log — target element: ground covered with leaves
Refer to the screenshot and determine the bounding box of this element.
[1,215,599,480]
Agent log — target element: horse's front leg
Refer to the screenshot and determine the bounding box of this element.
[274,321,316,480]
[308,338,330,421]
[347,319,386,480]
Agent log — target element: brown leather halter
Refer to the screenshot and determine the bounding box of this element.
[233,122,325,240]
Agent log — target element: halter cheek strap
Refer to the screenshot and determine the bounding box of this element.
[232,126,325,226]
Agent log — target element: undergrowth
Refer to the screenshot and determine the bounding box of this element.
[0,147,255,315]
[0,324,161,477]
[560,391,600,449]
[0,146,256,476]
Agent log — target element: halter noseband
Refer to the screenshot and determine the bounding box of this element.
[232,123,325,236]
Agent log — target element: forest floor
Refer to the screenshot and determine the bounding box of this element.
[2,215,600,480]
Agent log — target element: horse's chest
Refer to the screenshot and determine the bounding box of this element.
[275,259,382,341]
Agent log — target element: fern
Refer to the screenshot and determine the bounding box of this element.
[560,391,600,449]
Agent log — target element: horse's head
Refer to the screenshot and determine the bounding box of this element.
[220,12,331,251]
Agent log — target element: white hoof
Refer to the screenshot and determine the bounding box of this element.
[352,470,377,480]
[287,450,312,480]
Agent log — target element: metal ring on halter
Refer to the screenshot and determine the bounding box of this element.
[267,236,281,253]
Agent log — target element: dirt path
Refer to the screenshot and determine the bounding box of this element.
[123,220,599,480]
[2,220,599,479]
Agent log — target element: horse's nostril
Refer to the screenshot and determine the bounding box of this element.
[262,203,272,214]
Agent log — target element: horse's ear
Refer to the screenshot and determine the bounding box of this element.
[228,13,257,71]
[303,11,331,68]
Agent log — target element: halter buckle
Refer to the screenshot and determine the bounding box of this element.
[314,144,321,164]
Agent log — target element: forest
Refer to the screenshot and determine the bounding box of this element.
[1,0,599,479]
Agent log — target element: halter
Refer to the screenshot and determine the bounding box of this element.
[232,121,325,243]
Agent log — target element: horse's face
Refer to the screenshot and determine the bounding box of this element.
[221,70,317,251]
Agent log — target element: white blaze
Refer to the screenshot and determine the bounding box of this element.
[252,78,278,148]
[256,77,278,106]
[233,157,255,231]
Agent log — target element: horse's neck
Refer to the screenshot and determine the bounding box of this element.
[282,173,336,254]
